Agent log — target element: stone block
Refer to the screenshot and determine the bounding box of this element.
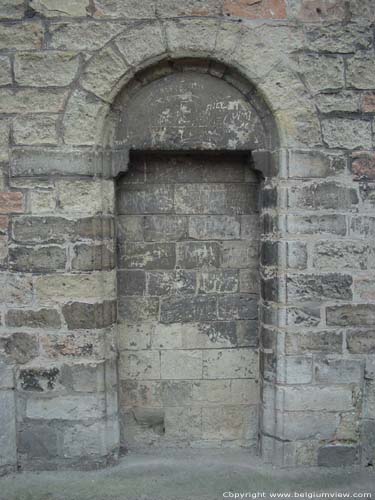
[0,88,67,114]
[160,380,192,406]
[322,118,372,149]
[314,357,363,384]
[313,241,368,271]
[192,379,259,406]
[0,391,17,467]
[62,301,116,330]
[287,241,307,269]
[115,22,166,67]
[0,361,14,389]
[57,179,114,215]
[0,272,33,306]
[15,51,79,87]
[120,242,176,269]
[176,242,221,269]
[19,367,60,392]
[144,215,188,242]
[0,332,38,364]
[288,150,346,178]
[239,269,259,294]
[26,394,106,420]
[157,0,221,16]
[147,270,196,296]
[5,308,61,329]
[120,380,161,408]
[318,445,358,467]
[60,363,106,393]
[224,0,286,19]
[117,215,144,243]
[351,151,375,181]
[9,245,66,272]
[119,351,160,380]
[49,21,124,51]
[34,271,116,303]
[12,217,72,244]
[0,192,24,214]
[327,304,375,327]
[62,419,118,458]
[0,56,12,85]
[347,330,375,354]
[240,215,260,240]
[13,114,58,146]
[164,406,202,440]
[297,53,344,93]
[285,331,343,355]
[161,350,202,379]
[117,322,152,351]
[92,0,156,18]
[165,18,219,56]
[203,349,258,379]
[287,304,321,327]
[218,294,257,320]
[0,0,24,19]
[81,45,128,101]
[278,356,313,384]
[277,411,339,441]
[118,296,159,322]
[160,295,217,323]
[118,270,146,296]
[287,273,352,301]
[198,270,239,294]
[0,22,43,50]
[221,241,258,269]
[175,184,258,215]
[287,214,347,236]
[362,419,375,466]
[18,421,58,460]
[347,54,375,90]
[315,91,361,113]
[202,405,255,441]
[304,23,372,54]
[117,184,173,215]
[71,243,114,271]
[30,0,89,16]
[288,182,358,210]
[40,329,108,359]
[279,386,353,412]
[362,92,375,112]
[188,215,240,240]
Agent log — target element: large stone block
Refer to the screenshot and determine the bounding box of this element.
[62,301,116,330]
[192,379,259,406]
[318,445,359,467]
[92,0,156,17]
[297,53,344,93]
[288,150,346,179]
[18,366,61,392]
[327,304,375,326]
[0,391,17,467]
[285,331,343,355]
[321,118,372,149]
[117,184,174,214]
[118,270,146,296]
[57,179,114,215]
[347,329,375,354]
[224,0,286,19]
[30,0,89,16]
[40,329,109,359]
[71,243,115,271]
[115,22,166,67]
[118,296,159,322]
[13,114,58,146]
[188,216,240,240]
[161,350,202,379]
[119,351,160,380]
[202,349,258,379]
[34,271,116,303]
[0,22,43,50]
[275,411,339,441]
[314,357,363,384]
[9,245,66,272]
[198,270,239,294]
[218,294,258,320]
[279,386,353,412]
[26,394,106,420]
[0,272,33,306]
[118,322,152,351]
[176,242,221,269]
[18,421,59,460]
[221,241,258,269]
[288,182,359,210]
[144,215,188,242]
[287,273,352,301]
[160,295,217,323]
[1,332,38,364]
[0,0,24,19]
[0,56,12,86]
[49,21,124,50]
[0,192,24,214]
[202,405,256,441]
[157,0,222,16]
[175,184,258,215]
[147,270,196,296]
[287,214,347,236]
[120,242,176,269]
[14,51,80,87]
[304,23,372,53]
[5,308,61,329]
[313,241,368,271]
[347,54,375,90]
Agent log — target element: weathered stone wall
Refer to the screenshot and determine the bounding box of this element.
[0,0,374,471]
[117,152,260,449]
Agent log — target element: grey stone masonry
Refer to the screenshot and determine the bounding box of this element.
[117,153,260,449]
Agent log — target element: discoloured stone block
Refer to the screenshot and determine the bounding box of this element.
[218,294,258,320]
[287,273,352,301]
[188,216,240,240]
[318,445,358,467]
[62,301,116,330]
[285,331,343,355]
[5,308,61,329]
[161,350,202,380]
[147,270,196,296]
[118,270,146,296]
[198,270,239,294]
[144,216,188,242]
[9,245,66,272]
[160,295,217,323]
[118,297,159,322]
[203,349,258,379]
[117,184,174,215]
[120,242,176,270]
[71,243,115,271]
[327,304,375,326]
[119,351,161,380]
[176,242,221,269]
[1,332,38,364]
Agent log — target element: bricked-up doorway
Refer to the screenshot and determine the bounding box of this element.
[116,151,260,450]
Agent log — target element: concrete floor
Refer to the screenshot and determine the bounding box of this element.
[0,450,374,500]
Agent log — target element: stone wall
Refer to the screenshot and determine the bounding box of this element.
[0,0,374,471]
[117,152,260,449]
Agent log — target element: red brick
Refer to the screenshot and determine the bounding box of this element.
[0,192,24,214]
[352,151,375,180]
[224,0,286,19]
[289,0,347,21]
[0,216,8,232]
[362,93,375,113]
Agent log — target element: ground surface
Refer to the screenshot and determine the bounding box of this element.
[0,450,374,500]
